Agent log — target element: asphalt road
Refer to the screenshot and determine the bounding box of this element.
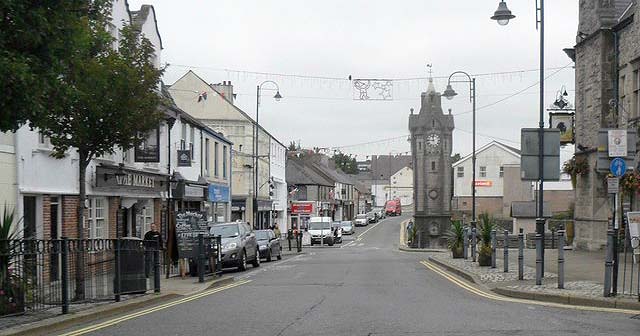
[60,214,640,336]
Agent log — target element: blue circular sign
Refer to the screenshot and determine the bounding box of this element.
[610,158,627,177]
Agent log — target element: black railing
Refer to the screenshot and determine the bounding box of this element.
[0,238,161,317]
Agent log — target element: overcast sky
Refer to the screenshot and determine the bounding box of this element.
[129,0,578,161]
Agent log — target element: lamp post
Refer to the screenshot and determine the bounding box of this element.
[254,81,282,230]
[442,72,476,228]
[491,0,547,276]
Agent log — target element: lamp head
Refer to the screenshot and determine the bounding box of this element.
[491,1,515,26]
[442,84,458,100]
[273,91,283,101]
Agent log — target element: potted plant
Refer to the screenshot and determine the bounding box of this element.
[0,206,25,316]
[477,212,495,267]
[445,220,464,258]
[407,221,418,248]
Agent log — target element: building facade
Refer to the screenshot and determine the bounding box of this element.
[387,166,414,206]
[0,132,17,222]
[409,78,454,248]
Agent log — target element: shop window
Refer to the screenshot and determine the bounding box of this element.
[87,198,108,239]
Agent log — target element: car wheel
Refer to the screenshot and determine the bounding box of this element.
[277,251,282,260]
[252,248,260,267]
[267,249,272,262]
[238,250,247,271]
[328,240,334,247]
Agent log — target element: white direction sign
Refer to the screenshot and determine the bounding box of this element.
[607,177,619,194]
[608,130,627,157]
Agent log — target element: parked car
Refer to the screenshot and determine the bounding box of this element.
[331,222,343,243]
[308,217,334,246]
[255,229,282,262]
[366,211,377,223]
[340,221,355,235]
[210,222,260,271]
[354,214,368,227]
[373,207,386,220]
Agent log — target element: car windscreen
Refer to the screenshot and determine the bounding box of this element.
[341,221,352,227]
[211,224,240,238]
[255,231,269,240]
[308,221,331,230]
[356,214,367,219]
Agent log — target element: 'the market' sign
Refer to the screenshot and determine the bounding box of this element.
[95,166,165,193]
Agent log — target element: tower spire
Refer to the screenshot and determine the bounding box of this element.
[426,63,435,93]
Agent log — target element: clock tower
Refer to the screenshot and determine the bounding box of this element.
[408,76,454,248]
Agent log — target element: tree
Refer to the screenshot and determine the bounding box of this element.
[333,152,358,174]
[37,1,164,299]
[0,0,91,131]
[451,153,461,162]
[288,141,298,151]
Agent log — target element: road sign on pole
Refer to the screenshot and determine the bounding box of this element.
[607,178,619,194]
[610,158,627,177]
[608,130,627,157]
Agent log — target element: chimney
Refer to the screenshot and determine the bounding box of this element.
[211,81,234,104]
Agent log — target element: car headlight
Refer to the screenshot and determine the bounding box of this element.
[259,245,267,250]
[224,242,237,249]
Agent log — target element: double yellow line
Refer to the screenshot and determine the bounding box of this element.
[59,279,252,336]
[420,260,639,315]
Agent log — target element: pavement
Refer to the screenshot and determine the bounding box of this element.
[18,214,634,335]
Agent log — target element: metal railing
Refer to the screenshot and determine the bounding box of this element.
[1,238,161,317]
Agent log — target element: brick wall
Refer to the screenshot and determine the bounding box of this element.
[62,195,80,238]
[108,196,120,239]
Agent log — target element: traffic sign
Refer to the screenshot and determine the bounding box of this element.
[607,177,619,194]
[610,158,627,177]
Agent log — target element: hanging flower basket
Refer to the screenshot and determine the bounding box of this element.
[563,155,589,187]
[620,172,640,195]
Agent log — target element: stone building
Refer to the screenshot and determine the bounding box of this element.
[408,78,454,248]
[571,0,638,250]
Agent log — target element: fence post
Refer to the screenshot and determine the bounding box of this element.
[154,239,161,293]
[491,230,496,269]
[297,232,302,252]
[604,229,614,297]
[463,227,469,260]
[288,231,292,251]
[471,228,477,262]
[535,233,542,285]
[61,237,69,314]
[518,228,524,280]
[198,234,205,283]
[558,229,565,289]
[114,238,121,302]
[503,230,509,273]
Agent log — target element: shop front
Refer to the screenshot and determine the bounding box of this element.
[94,165,167,239]
[172,176,208,212]
[257,199,273,230]
[208,184,230,223]
[289,201,316,231]
[231,199,247,222]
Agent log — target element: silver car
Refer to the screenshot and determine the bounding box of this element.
[210,222,260,271]
[340,221,355,235]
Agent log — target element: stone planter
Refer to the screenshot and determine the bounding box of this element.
[451,246,464,259]
[478,252,491,267]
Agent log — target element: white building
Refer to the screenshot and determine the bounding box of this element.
[387,166,413,206]
[270,138,287,234]
[0,132,17,222]
[452,141,521,218]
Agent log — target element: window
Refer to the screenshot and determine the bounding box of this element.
[499,166,504,178]
[38,132,51,148]
[190,126,195,159]
[214,142,219,176]
[457,166,464,178]
[223,145,228,179]
[205,138,210,176]
[431,161,436,171]
[87,198,108,239]
[634,69,640,119]
[180,123,187,150]
[479,166,487,178]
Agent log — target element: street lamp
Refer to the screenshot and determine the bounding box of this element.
[491,0,547,278]
[254,80,282,230]
[442,72,477,228]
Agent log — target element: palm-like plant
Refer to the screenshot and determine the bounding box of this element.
[477,212,496,266]
[1,205,24,315]
[445,220,465,258]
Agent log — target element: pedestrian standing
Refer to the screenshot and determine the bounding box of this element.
[144,223,162,277]
[273,223,281,238]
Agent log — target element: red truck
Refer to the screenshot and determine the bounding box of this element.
[384,199,402,216]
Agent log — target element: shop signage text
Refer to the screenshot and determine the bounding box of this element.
[116,173,156,188]
[292,202,314,214]
[474,181,492,187]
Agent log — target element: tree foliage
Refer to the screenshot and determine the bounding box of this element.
[333,152,358,174]
[0,0,93,131]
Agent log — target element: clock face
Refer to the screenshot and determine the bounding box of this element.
[426,134,440,147]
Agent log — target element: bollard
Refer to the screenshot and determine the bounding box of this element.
[288,234,292,251]
[518,228,524,281]
[551,229,556,249]
[558,230,565,289]
[491,230,497,268]
[154,240,161,293]
[216,235,222,274]
[61,237,69,314]
[297,233,302,252]
[471,228,477,262]
[604,229,614,297]
[535,233,542,285]
[463,227,469,260]
[503,230,509,273]
[114,238,121,302]
[198,234,205,283]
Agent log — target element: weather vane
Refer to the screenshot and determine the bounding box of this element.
[427,63,433,77]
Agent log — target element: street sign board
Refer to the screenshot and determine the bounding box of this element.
[608,130,627,157]
[610,158,627,177]
[607,177,619,194]
[597,129,637,173]
[624,212,640,255]
[520,128,561,181]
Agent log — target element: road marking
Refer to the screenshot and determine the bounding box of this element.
[420,260,640,315]
[356,221,382,240]
[58,279,252,336]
